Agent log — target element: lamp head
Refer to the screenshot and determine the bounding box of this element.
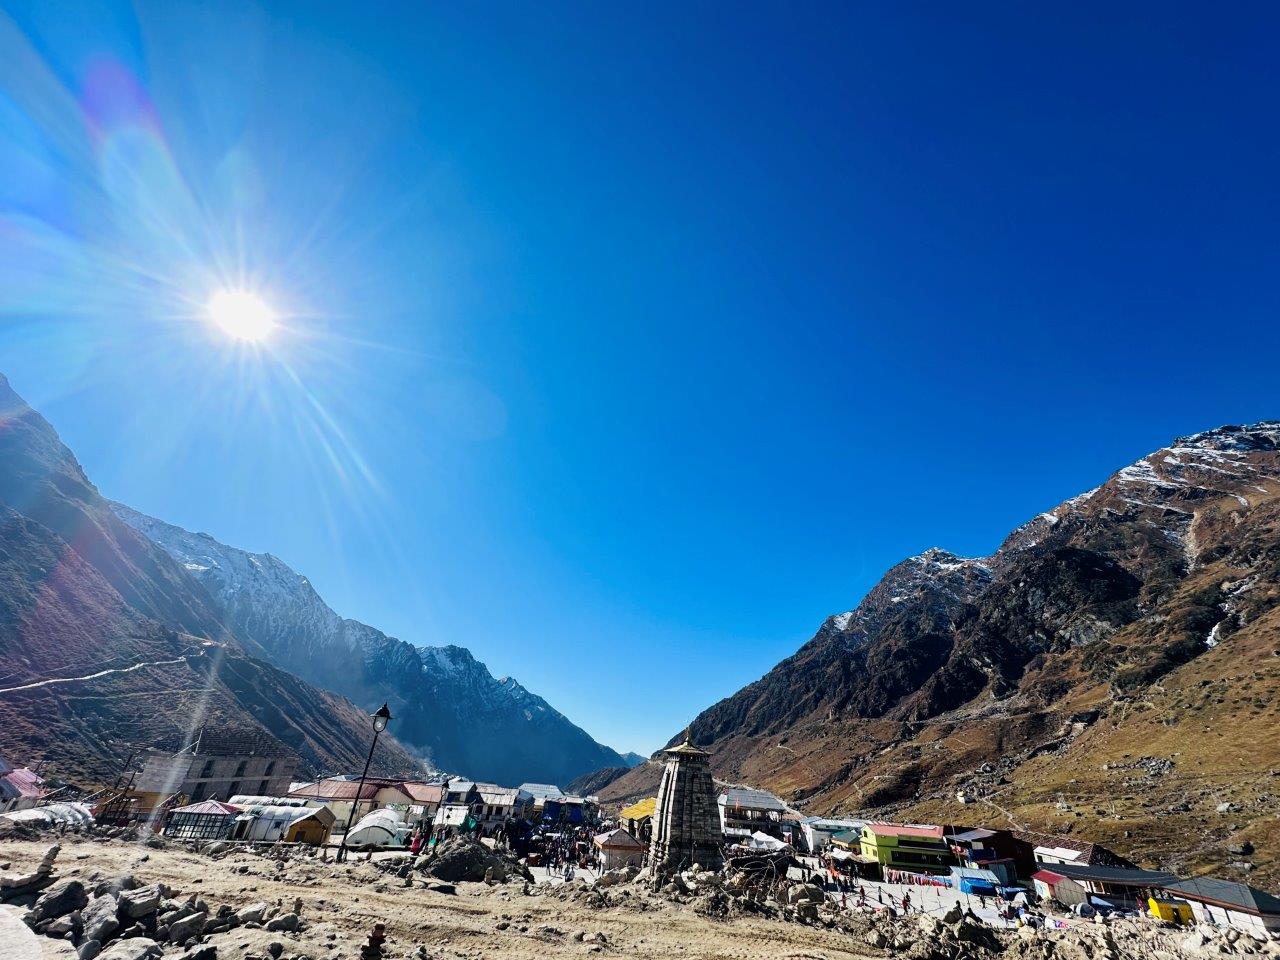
[372,702,392,733]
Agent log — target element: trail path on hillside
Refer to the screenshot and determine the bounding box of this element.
[0,646,210,695]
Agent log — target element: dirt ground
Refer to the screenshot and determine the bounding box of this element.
[1,836,881,960]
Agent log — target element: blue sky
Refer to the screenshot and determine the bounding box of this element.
[2,2,1279,756]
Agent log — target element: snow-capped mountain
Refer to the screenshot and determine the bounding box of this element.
[0,373,423,782]
[112,503,629,786]
[602,421,1280,882]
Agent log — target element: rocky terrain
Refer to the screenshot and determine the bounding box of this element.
[604,423,1280,884]
[565,766,633,797]
[2,833,1271,960]
[0,374,421,784]
[110,503,628,787]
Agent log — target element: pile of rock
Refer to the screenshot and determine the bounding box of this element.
[0,845,315,960]
[417,837,532,884]
[0,842,61,901]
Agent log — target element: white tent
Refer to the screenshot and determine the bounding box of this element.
[746,831,790,851]
[230,802,330,842]
[1,802,94,830]
[345,807,408,848]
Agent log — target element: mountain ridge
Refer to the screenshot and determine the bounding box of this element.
[604,421,1280,884]
[0,373,424,783]
[110,501,629,786]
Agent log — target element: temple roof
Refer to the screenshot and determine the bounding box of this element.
[664,739,709,757]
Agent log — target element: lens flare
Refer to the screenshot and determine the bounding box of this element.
[208,289,276,341]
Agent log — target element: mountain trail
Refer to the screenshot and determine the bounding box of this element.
[0,645,210,695]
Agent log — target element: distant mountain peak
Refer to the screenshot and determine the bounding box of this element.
[113,503,627,784]
[657,417,1280,885]
[1171,420,1280,453]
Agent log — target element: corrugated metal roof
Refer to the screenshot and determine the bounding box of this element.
[803,817,864,830]
[1047,862,1178,885]
[288,778,380,801]
[0,768,44,799]
[1014,829,1136,868]
[865,823,945,840]
[477,787,520,805]
[400,782,444,804]
[718,788,787,811]
[519,783,565,800]
[1163,878,1280,916]
[594,828,643,849]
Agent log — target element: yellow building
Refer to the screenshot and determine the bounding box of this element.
[1148,897,1194,925]
[859,823,956,876]
[620,797,657,844]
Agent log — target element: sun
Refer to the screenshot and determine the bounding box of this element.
[207,289,277,342]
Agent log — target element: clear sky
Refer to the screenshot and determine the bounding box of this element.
[2,2,1279,756]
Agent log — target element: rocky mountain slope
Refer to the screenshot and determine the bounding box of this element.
[0,373,423,784]
[565,765,633,797]
[110,504,628,787]
[603,423,1280,883]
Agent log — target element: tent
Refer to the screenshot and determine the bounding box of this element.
[231,802,334,845]
[1,802,94,830]
[745,831,791,851]
[345,807,408,849]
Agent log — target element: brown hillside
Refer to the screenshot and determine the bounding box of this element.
[0,374,422,783]
[604,423,1280,885]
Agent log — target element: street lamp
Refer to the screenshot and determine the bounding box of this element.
[336,703,393,863]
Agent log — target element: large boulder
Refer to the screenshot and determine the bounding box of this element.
[82,895,120,944]
[30,878,88,923]
[235,902,268,924]
[98,939,163,960]
[166,911,208,944]
[785,883,825,905]
[264,912,298,933]
[92,876,138,899]
[117,885,162,920]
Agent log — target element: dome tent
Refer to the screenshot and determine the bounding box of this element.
[345,806,409,848]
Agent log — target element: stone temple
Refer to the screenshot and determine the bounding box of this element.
[647,737,724,874]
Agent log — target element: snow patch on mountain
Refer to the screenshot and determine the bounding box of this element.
[110,502,629,782]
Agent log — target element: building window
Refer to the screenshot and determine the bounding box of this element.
[259,780,270,794]
[200,761,214,778]
[234,761,248,777]
[265,761,276,776]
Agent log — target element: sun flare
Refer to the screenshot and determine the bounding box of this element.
[208,289,277,342]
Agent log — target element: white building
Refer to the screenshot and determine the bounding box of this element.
[474,785,532,827]
[1162,878,1280,938]
[594,828,644,871]
[799,816,865,854]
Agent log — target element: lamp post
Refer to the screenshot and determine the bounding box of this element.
[336,703,392,863]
